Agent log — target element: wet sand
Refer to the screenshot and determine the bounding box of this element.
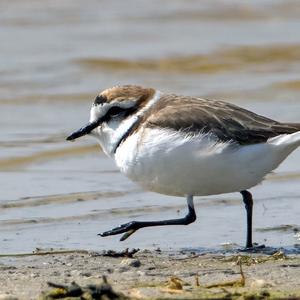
[1,0,300,253]
[0,249,299,299]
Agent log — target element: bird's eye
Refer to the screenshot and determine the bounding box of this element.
[107,106,124,118]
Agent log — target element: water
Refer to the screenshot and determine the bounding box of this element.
[0,0,300,253]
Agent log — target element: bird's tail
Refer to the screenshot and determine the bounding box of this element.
[284,122,300,131]
[268,130,300,148]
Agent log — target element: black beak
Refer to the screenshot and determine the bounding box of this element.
[66,120,100,141]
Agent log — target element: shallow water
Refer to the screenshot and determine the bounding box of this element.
[0,0,300,253]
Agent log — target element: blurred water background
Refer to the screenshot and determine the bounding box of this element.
[0,0,300,253]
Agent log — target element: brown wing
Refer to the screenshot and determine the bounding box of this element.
[145,94,300,145]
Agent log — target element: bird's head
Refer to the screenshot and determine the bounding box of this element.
[66,85,156,142]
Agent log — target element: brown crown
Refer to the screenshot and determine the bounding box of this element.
[94,85,155,106]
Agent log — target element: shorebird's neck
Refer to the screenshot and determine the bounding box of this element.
[93,90,162,157]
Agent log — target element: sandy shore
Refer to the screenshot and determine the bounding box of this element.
[0,248,299,299]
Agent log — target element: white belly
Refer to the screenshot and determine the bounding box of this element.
[114,128,300,197]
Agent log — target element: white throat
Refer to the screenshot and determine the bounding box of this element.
[91,90,162,157]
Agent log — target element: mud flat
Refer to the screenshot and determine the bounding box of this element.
[0,248,299,300]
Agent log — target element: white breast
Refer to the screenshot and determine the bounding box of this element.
[115,128,300,197]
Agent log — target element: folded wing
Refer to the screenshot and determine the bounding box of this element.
[145,95,300,145]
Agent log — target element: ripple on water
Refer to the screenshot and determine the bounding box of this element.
[74,44,300,74]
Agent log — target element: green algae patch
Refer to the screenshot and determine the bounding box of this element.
[220,251,289,266]
[128,284,300,300]
[205,259,245,288]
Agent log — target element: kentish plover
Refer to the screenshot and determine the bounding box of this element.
[67,85,300,248]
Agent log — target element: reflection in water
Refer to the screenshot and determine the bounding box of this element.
[0,0,300,253]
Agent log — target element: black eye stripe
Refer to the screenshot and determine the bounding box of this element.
[107,106,125,117]
[102,105,138,123]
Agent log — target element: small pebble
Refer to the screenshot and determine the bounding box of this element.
[251,279,272,288]
[51,271,60,276]
[70,270,80,276]
[80,272,92,277]
[120,258,141,268]
[136,270,145,276]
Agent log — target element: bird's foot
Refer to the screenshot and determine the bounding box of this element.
[99,221,140,241]
[239,243,266,253]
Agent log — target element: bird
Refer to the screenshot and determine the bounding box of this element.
[67,85,300,249]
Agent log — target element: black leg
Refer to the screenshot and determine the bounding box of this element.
[99,195,196,241]
[240,190,253,248]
